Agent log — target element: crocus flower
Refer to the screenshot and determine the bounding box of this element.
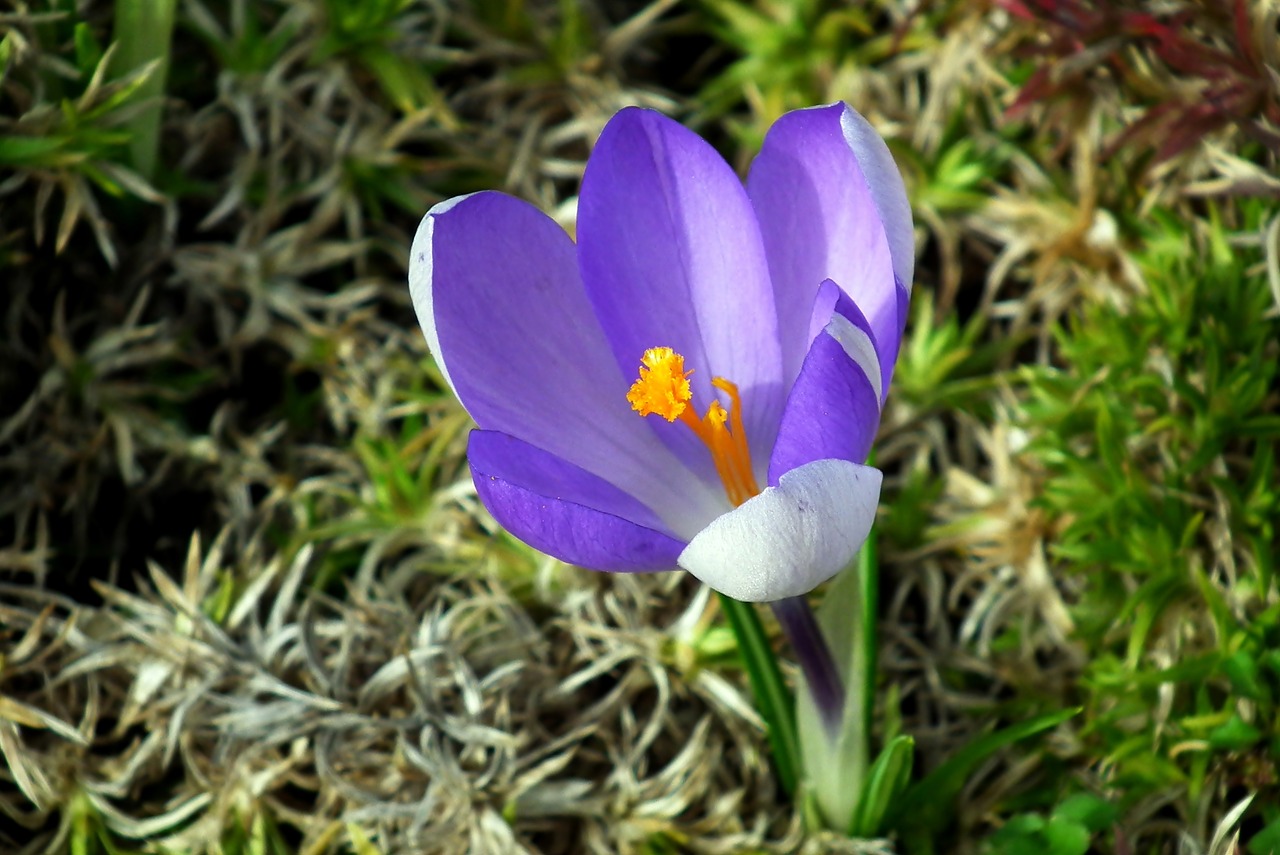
[408,103,912,602]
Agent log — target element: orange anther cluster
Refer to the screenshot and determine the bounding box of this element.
[628,348,760,507]
[626,347,692,421]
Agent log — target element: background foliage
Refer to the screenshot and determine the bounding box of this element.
[2,0,1278,853]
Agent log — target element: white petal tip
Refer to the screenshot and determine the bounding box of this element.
[677,459,883,602]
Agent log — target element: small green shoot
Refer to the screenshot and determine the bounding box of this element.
[887,707,1083,852]
[0,37,163,264]
[312,0,452,120]
[984,794,1119,855]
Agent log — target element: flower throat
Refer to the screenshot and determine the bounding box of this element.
[626,347,760,507]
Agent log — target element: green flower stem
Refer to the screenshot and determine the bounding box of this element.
[718,592,800,797]
[794,543,877,833]
[772,595,843,737]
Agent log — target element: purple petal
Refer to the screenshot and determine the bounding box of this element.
[409,191,724,533]
[468,430,671,533]
[577,107,785,483]
[747,103,912,393]
[470,432,685,573]
[768,281,882,485]
[837,107,914,291]
[677,459,882,602]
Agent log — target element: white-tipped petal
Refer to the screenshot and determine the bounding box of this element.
[838,106,914,293]
[677,459,882,602]
[407,190,725,536]
[747,103,911,387]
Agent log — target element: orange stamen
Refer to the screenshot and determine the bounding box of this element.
[712,377,759,500]
[628,348,761,507]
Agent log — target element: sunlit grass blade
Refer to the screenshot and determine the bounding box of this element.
[850,734,913,838]
[112,0,176,181]
[856,475,877,759]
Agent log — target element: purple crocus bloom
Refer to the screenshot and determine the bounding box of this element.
[408,103,912,602]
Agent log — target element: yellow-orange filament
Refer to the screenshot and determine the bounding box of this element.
[627,348,761,507]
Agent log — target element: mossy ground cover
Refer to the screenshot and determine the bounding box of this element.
[1,1,1278,853]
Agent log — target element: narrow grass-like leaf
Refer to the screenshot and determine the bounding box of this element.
[112,0,176,180]
[886,707,1082,841]
[857,496,877,757]
[719,592,799,797]
[850,734,913,837]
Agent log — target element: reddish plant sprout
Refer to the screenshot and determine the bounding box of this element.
[998,0,1280,163]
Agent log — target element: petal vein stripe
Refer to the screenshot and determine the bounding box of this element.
[825,312,882,407]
